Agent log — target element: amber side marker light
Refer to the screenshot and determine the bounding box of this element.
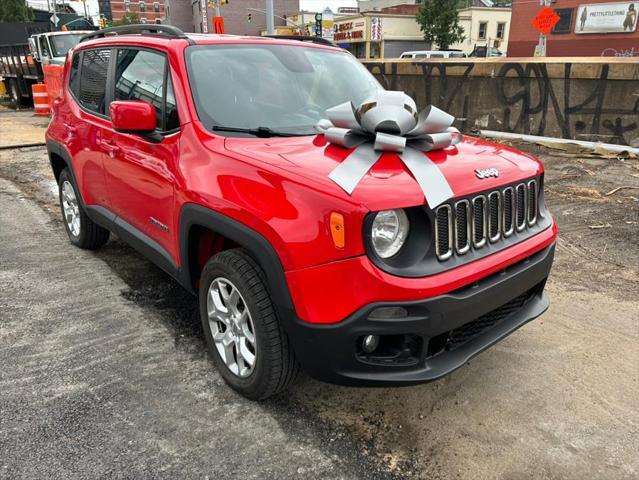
[330,212,345,249]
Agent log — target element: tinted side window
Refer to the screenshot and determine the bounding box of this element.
[69,52,81,97]
[78,48,111,115]
[114,49,165,129]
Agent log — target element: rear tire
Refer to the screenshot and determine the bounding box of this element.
[199,248,299,400]
[58,168,110,250]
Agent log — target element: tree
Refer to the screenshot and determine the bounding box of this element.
[416,0,465,50]
[0,0,34,22]
[111,12,141,26]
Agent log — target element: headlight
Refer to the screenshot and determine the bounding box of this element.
[371,209,410,258]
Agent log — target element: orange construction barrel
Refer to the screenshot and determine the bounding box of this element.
[43,64,64,104]
[32,83,50,116]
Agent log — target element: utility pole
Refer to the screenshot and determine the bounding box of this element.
[265,0,274,35]
[537,0,550,56]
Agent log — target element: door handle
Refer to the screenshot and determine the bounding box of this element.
[102,142,121,157]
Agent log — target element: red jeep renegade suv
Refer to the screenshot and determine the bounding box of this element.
[46,25,557,400]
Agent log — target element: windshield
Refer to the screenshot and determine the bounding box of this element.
[50,34,85,57]
[186,44,382,136]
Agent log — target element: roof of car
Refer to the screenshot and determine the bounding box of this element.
[78,26,340,52]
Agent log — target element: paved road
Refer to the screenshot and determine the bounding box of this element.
[0,135,637,479]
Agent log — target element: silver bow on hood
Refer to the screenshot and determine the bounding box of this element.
[316,90,462,209]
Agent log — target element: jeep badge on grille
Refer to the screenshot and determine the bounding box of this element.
[475,168,499,179]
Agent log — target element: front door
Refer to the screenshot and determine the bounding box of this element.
[101,47,181,261]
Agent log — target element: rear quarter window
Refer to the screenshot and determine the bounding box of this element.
[78,48,111,115]
[69,52,80,97]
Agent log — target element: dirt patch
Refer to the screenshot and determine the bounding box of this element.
[0,110,49,148]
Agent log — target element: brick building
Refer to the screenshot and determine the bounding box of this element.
[165,0,299,35]
[111,0,165,24]
[508,0,638,56]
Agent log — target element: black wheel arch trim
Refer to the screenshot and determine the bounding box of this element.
[178,203,297,324]
[46,139,79,192]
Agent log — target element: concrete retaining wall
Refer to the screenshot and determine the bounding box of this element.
[362,58,639,146]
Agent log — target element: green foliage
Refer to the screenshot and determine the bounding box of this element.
[111,12,141,26]
[0,0,35,22]
[416,0,466,50]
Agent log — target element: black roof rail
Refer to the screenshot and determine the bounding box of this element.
[79,24,190,43]
[264,35,339,48]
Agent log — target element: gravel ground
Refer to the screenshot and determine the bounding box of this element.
[0,112,637,479]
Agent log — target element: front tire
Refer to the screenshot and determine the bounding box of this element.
[58,168,110,250]
[199,249,299,400]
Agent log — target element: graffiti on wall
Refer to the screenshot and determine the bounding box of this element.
[601,47,638,57]
[365,61,638,145]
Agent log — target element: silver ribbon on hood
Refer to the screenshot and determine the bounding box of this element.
[316,90,462,209]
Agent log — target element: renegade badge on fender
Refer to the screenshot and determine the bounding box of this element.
[46,25,556,400]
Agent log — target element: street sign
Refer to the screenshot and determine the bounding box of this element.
[50,12,59,27]
[532,7,560,35]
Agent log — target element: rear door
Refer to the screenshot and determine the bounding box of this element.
[65,47,113,207]
[101,47,180,260]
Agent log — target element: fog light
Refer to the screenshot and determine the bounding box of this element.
[362,335,379,353]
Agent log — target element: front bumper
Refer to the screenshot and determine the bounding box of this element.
[286,243,555,386]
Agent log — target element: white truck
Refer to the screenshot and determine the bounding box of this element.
[0,31,90,106]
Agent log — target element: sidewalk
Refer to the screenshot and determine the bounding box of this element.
[0,108,49,149]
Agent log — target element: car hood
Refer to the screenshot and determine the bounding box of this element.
[224,134,543,211]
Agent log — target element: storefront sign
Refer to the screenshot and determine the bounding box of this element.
[575,2,638,33]
[370,17,382,41]
[333,21,366,42]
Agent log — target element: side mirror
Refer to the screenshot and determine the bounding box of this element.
[110,100,157,134]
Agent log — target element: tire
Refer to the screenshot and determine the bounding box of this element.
[199,248,299,400]
[58,168,110,250]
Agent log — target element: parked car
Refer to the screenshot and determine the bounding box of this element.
[400,50,467,59]
[46,25,556,400]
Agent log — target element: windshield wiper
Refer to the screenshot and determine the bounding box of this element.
[211,126,301,138]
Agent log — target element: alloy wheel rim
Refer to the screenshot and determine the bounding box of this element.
[61,180,80,237]
[207,277,257,378]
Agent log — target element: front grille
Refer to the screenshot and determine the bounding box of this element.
[455,200,470,254]
[516,183,526,231]
[434,179,539,261]
[472,196,486,248]
[435,205,452,260]
[446,286,536,351]
[502,187,515,237]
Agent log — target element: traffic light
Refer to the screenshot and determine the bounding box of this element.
[314,12,322,37]
[247,12,252,23]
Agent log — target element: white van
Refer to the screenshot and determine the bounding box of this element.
[399,50,467,59]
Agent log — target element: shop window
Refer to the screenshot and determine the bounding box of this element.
[496,22,505,39]
[478,22,487,40]
[552,9,573,34]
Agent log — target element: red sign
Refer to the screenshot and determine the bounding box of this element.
[532,7,560,35]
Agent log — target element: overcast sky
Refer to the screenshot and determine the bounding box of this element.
[299,0,358,12]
